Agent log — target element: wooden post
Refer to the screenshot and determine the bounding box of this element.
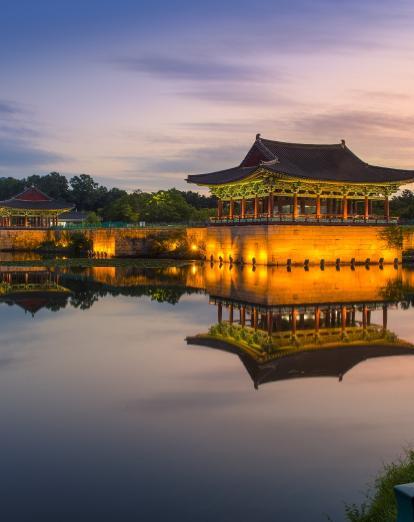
[278,196,283,215]
[316,195,321,219]
[241,198,246,219]
[229,199,234,220]
[240,305,246,327]
[291,307,297,336]
[229,304,234,324]
[384,196,390,221]
[267,310,273,336]
[293,193,298,220]
[300,197,306,215]
[217,200,223,219]
[254,196,259,219]
[382,305,388,332]
[341,306,347,331]
[268,193,274,218]
[342,195,348,220]
[364,196,369,220]
[362,305,368,330]
[218,303,223,323]
[315,306,320,333]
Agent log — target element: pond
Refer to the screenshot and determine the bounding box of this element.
[1,261,414,521]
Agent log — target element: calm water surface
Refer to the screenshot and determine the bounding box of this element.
[1,262,414,521]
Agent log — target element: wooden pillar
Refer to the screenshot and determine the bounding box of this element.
[254,196,259,219]
[316,195,321,219]
[218,303,222,324]
[382,305,388,332]
[267,310,273,336]
[240,305,246,327]
[268,193,274,218]
[229,304,234,325]
[229,199,234,220]
[364,196,369,220]
[384,196,390,221]
[241,198,246,219]
[362,305,368,330]
[315,306,320,333]
[24,216,28,228]
[291,307,297,336]
[368,200,373,215]
[300,197,306,215]
[293,193,298,220]
[278,196,283,215]
[341,305,347,331]
[342,195,348,220]
[253,307,258,329]
[217,200,223,219]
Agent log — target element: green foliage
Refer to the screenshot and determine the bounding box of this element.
[345,450,414,522]
[68,232,92,256]
[378,226,404,249]
[0,173,215,223]
[85,211,102,224]
[391,189,414,219]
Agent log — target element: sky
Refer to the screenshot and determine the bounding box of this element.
[1,0,414,192]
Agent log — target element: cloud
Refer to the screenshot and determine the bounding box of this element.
[288,110,414,136]
[0,100,21,115]
[0,137,63,169]
[113,54,264,82]
[0,100,63,170]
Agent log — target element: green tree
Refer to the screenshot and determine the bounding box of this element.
[27,172,69,200]
[391,189,414,219]
[69,174,99,210]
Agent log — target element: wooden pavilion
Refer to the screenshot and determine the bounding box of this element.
[0,186,74,228]
[187,135,414,223]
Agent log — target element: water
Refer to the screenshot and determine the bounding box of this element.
[1,262,414,521]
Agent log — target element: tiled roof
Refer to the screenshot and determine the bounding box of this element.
[187,136,414,185]
[0,186,74,210]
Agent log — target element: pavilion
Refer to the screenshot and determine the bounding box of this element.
[0,186,74,228]
[187,135,414,223]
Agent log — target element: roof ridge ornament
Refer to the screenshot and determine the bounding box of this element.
[341,139,346,148]
[256,133,261,141]
[260,158,280,166]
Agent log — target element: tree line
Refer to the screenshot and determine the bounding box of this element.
[0,172,216,223]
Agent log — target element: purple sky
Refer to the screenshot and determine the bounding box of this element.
[1,0,414,191]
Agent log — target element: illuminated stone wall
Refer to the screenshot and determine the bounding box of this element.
[0,225,408,265]
[204,224,401,265]
[202,263,399,306]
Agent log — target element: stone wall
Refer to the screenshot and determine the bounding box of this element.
[0,224,408,266]
[204,224,401,265]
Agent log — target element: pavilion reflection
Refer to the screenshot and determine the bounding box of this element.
[0,267,70,315]
[187,264,414,388]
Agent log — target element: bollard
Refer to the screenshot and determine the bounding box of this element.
[394,483,414,521]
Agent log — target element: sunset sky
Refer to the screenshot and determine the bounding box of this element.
[1,0,414,191]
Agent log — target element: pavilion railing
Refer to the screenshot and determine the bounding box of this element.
[210,214,399,226]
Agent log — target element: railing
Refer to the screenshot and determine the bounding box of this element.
[210,214,399,226]
[51,221,207,230]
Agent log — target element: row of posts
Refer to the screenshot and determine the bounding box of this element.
[217,194,390,220]
[217,302,388,336]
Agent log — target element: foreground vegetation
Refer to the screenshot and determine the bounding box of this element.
[344,450,414,521]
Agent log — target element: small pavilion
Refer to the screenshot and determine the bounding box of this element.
[0,186,74,228]
[187,135,414,223]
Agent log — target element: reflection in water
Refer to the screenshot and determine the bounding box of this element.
[0,262,414,521]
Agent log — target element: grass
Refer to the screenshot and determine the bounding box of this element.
[0,258,195,269]
[344,449,414,521]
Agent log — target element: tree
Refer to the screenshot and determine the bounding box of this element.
[391,190,414,219]
[27,172,69,200]
[142,189,195,223]
[69,174,99,210]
